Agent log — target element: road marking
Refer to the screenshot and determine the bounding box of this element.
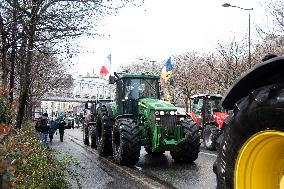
[65,133,171,189]
[199,151,217,157]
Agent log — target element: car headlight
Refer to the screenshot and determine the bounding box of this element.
[170,111,175,115]
[160,111,165,115]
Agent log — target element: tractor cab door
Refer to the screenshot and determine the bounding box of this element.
[121,79,140,116]
[191,97,205,127]
[114,78,138,116]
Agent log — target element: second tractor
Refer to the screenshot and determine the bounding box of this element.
[189,94,228,151]
[93,72,200,166]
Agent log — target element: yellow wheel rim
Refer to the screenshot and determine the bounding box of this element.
[235,131,284,189]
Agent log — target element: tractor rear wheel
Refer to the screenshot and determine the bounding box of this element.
[171,118,200,163]
[83,123,89,146]
[203,123,220,151]
[90,125,97,149]
[145,146,165,155]
[112,118,141,166]
[96,112,112,157]
[214,84,284,189]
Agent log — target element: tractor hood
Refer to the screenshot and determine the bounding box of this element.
[138,98,177,111]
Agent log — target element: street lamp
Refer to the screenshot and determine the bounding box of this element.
[139,58,156,67]
[222,3,253,65]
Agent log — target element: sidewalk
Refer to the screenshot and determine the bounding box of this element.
[50,128,146,189]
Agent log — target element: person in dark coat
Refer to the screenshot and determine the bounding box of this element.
[36,113,49,148]
[57,117,66,142]
[48,118,58,144]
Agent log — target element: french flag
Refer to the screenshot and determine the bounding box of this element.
[100,54,111,77]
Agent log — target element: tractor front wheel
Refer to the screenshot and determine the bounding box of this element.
[203,123,220,151]
[214,84,284,189]
[96,112,112,157]
[90,125,97,149]
[171,118,200,163]
[112,118,141,166]
[83,123,89,146]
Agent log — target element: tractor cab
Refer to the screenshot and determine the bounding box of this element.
[109,72,160,116]
[84,100,102,117]
[189,94,226,128]
[189,94,229,151]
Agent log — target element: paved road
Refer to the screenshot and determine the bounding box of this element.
[53,128,217,189]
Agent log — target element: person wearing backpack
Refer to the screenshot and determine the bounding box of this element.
[48,117,58,145]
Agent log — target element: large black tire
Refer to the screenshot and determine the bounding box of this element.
[90,125,97,149]
[112,118,141,166]
[214,84,284,189]
[83,123,89,146]
[96,111,113,157]
[170,118,200,163]
[145,145,165,155]
[203,123,221,151]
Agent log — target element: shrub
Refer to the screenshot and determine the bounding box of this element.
[0,86,79,189]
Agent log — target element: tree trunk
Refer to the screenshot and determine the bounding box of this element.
[9,0,18,103]
[16,21,36,128]
[0,14,8,87]
[185,97,189,112]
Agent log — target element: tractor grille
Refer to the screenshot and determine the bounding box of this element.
[160,115,177,133]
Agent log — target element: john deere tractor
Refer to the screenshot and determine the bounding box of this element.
[95,72,200,166]
[189,94,228,151]
[214,54,284,189]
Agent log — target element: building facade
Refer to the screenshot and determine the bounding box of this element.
[40,73,115,117]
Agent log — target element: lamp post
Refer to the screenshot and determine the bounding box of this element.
[139,58,156,67]
[222,3,253,65]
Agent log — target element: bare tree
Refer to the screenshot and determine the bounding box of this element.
[0,0,142,128]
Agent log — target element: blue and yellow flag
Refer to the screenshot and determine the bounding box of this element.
[161,57,173,81]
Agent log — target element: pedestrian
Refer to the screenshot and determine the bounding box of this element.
[48,117,58,145]
[35,114,42,140]
[57,117,66,142]
[75,114,80,128]
[36,113,49,148]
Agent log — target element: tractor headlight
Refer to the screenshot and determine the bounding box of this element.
[170,111,175,115]
[180,117,185,121]
[154,111,159,115]
[160,111,165,115]
[155,117,161,121]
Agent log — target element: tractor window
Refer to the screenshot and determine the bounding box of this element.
[191,98,203,113]
[207,98,224,114]
[124,79,159,100]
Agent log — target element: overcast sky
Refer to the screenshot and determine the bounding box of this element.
[70,0,271,76]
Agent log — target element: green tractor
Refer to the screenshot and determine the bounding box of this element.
[95,72,200,166]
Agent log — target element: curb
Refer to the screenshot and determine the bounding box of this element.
[65,133,171,189]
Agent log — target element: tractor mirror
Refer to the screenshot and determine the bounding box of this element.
[109,75,116,84]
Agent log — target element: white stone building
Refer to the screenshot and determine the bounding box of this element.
[41,73,115,117]
[73,73,115,100]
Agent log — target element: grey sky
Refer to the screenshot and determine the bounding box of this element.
[70,0,272,76]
